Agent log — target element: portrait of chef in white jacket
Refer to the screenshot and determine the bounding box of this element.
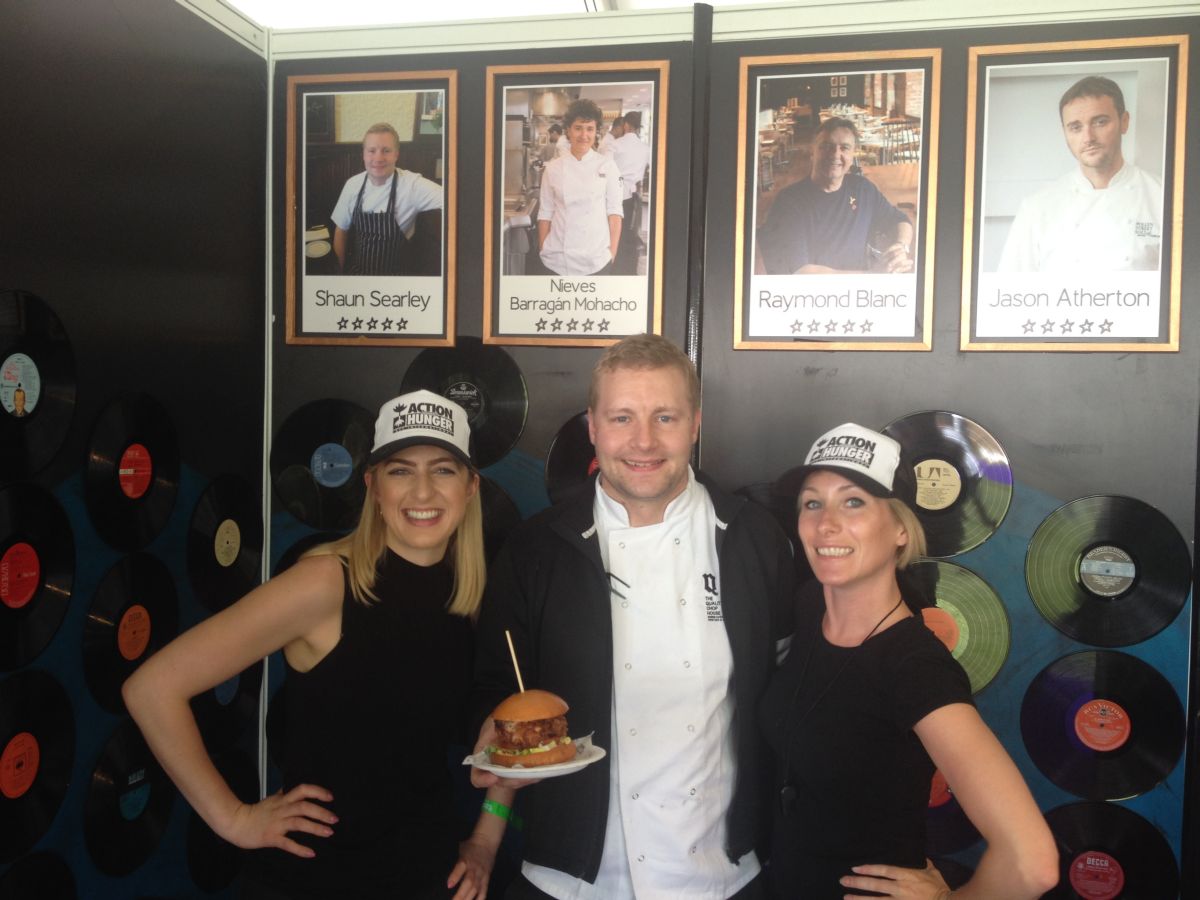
[537,98,624,276]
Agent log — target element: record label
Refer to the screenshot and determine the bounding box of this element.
[213,519,241,568]
[1073,699,1129,752]
[2,542,41,609]
[921,604,965,655]
[311,442,353,488]
[1,353,40,417]
[119,780,151,821]
[928,768,951,808]
[1,731,39,799]
[1069,850,1124,899]
[117,604,151,661]
[117,444,153,499]
[914,458,961,511]
[446,381,484,417]
[1079,546,1135,597]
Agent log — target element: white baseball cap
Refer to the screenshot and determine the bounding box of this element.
[368,389,472,467]
[777,422,916,504]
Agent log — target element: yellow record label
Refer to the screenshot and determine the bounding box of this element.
[213,519,242,568]
[914,458,961,511]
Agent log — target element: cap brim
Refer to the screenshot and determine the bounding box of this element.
[367,436,473,468]
[776,463,894,500]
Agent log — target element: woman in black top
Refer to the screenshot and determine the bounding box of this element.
[125,390,510,899]
[760,423,1057,899]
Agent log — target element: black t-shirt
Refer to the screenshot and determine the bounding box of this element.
[758,583,973,899]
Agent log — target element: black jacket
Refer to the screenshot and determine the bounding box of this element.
[471,472,795,884]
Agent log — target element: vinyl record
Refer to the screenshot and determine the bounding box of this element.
[480,477,522,563]
[0,291,76,482]
[83,717,175,876]
[1020,650,1184,800]
[190,658,262,753]
[186,748,257,893]
[401,337,528,468]
[545,412,596,505]
[1025,495,1189,647]
[925,767,981,855]
[0,670,74,862]
[1043,801,1179,899]
[882,411,1012,557]
[187,474,263,613]
[273,531,346,577]
[734,482,813,585]
[84,394,180,551]
[270,399,373,530]
[910,560,1010,694]
[82,553,179,714]
[0,850,76,899]
[0,484,74,671]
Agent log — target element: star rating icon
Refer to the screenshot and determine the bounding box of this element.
[598,319,610,333]
[352,317,364,330]
[382,318,393,331]
[1022,319,1035,334]
[1099,319,1113,334]
[582,318,595,332]
[1060,319,1074,334]
[551,318,564,332]
[825,320,838,334]
[808,320,821,334]
[843,319,855,334]
[1080,319,1094,334]
[860,320,873,334]
[337,317,349,330]
[1040,319,1054,334]
[790,319,804,334]
[367,317,378,331]
[535,318,548,332]
[566,318,579,331]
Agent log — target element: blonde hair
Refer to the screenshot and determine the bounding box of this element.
[887,499,926,569]
[363,122,401,150]
[588,333,700,411]
[304,462,486,619]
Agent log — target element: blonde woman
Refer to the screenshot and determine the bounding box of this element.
[125,390,508,899]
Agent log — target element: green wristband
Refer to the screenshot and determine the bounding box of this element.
[481,799,511,820]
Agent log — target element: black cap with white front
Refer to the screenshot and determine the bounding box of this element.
[777,422,916,506]
[368,389,472,467]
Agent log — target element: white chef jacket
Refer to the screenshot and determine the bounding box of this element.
[998,161,1162,272]
[329,168,442,237]
[524,470,758,900]
[612,133,652,202]
[600,132,617,156]
[537,149,624,276]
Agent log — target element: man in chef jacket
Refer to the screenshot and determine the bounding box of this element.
[472,334,795,900]
[536,98,624,277]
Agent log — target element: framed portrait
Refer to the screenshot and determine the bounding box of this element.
[734,50,941,350]
[285,71,456,346]
[961,36,1187,351]
[483,61,668,347]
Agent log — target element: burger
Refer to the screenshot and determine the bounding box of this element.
[488,689,577,768]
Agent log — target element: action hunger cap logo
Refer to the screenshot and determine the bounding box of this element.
[369,388,472,466]
[803,423,902,495]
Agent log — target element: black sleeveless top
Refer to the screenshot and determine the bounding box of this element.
[248,549,474,897]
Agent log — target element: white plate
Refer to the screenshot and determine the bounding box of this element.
[305,240,331,258]
[463,737,605,780]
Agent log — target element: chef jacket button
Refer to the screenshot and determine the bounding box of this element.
[687,724,695,732]
[619,542,625,549]
[632,792,639,800]
[690,846,697,854]
[674,538,680,545]
[689,787,696,795]
[638,855,645,862]
[683,660,691,668]
[624,662,632,670]
[680,598,687,606]
[630,728,637,736]
[621,601,629,608]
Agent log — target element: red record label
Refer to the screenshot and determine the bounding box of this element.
[118,444,153,499]
[118,604,152,661]
[1068,850,1125,899]
[928,768,952,808]
[587,457,600,476]
[1074,698,1130,752]
[1,541,41,609]
[921,606,960,653]
[0,731,40,800]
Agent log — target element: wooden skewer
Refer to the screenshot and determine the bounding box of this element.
[505,629,525,693]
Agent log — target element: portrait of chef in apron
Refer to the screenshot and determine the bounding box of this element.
[536,99,624,277]
[330,122,443,276]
